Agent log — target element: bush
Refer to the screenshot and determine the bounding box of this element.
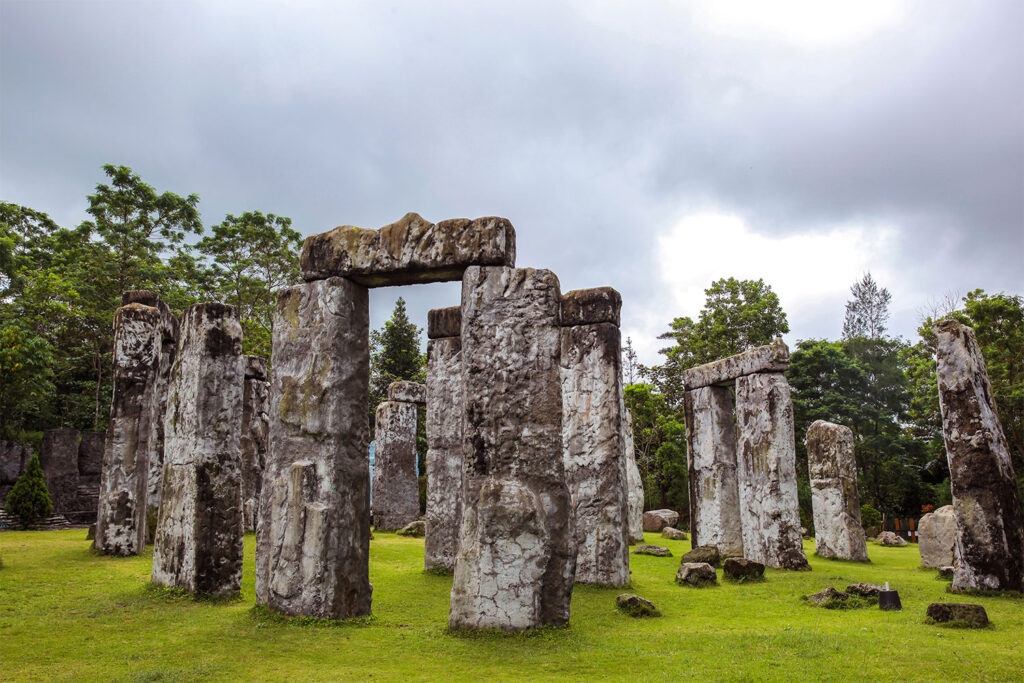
[4,453,53,528]
[860,504,881,530]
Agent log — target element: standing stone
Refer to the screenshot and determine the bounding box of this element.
[242,356,270,533]
[935,320,1024,592]
[95,303,161,556]
[151,303,244,596]
[806,420,868,561]
[39,429,80,514]
[734,372,808,569]
[560,291,630,586]
[684,385,744,557]
[622,404,645,545]
[450,266,575,631]
[425,323,463,572]
[918,505,957,568]
[372,400,419,531]
[256,277,372,618]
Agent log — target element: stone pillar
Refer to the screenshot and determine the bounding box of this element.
[684,385,744,557]
[806,420,868,561]
[151,303,244,596]
[734,372,807,569]
[450,265,575,631]
[242,356,270,533]
[935,319,1024,592]
[622,404,645,545]
[559,287,630,586]
[39,429,80,515]
[95,303,161,555]
[372,399,419,531]
[256,277,372,618]
[425,306,463,572]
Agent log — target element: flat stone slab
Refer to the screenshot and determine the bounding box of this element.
[681,545,722,568]
[301,213,516,286]
[427,306,461,339]
[387,380,427,404]
[682,338,789,390]
[616,593,660,617]
[560,287,621,327]
[926,602,989,627]
[676,562,718,586]
[633,544,672,557]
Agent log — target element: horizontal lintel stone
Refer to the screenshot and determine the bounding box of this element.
[560,287,621,327]
[427,306,461,339]
[388,380,427,404]
[682,338,789,390]
[300,212,516,286]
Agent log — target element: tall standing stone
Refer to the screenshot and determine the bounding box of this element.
[242,356,270,533]
[151,303,244,596]
[935,319,1024,592]
[734,372,808,570]
[806,420,868,562]
[684,385,744,557]
[95,303,161,556]
[450,266,575,631]
[425,307,463,571]
[559,288,630,586]
[372,399,419,531]
[256,277,372,618]
[39,429,80,515]
[622,404,645,545]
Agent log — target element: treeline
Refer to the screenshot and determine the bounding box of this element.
[627,275,1024,523]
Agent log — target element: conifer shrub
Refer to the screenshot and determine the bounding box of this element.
[4,453,53,529]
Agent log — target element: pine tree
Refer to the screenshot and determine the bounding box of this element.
[5,453,53,529]
[369,297,426,421]
[623,337,639,386]
[843,272,892,340]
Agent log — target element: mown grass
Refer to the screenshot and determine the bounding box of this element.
[1,530,1022,681]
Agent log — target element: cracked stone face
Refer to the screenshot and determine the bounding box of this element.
[426,335,463,572]
[560,320,630,586]
[387,380,427,405]
[682,338,789,391]
[806,420,868,562]
[918,505,957,568]
[95,303,162,556]
[450,265,575,631]
[256,277,372,618]
[151,302,244,597]
[735,372,807,570]
[935,320,1024,592]
[242,356,270,533]
[684,385,744,557]
[300,213,516,286]
[427,306,461,339]
[622,404,645,545]
[372,401,419,531]
[560,287,622,327]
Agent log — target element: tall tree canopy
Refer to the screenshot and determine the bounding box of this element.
[843,272,892,340]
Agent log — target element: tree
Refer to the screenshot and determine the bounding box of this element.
[624,383,688,513]
[5,454,53,528]
[843,272,892,340]
[370,297,426,421]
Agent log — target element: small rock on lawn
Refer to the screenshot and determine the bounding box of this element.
[616,593,661,617]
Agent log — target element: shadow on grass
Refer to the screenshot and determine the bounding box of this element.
[446,623,579,643]
[143,583,242,604]
[248,603,376,628]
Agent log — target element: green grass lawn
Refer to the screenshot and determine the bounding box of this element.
[1,529,1021,682]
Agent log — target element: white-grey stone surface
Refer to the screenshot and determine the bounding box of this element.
[387,380,427,405]
[242,356,270,533]
[372,400,419,531]
[806,420,868,562]
[918,505,957,568]
[622,405,645,544]
[425,334,463,572]
[682,338,789,390]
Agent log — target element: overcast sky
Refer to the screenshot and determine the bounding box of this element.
[2,1,1021,364]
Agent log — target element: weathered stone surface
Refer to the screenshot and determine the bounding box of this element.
[616,593,660,617]
[807,586,847,606]
[39,429,80,514]
[723,557,765,580]
[256,278,372,618]
[95,304,161,556]
[387,380,427,404]
[642,509,679,532]
[661,527,688,540]
[0,440,30,484]
[682,338,789,390]
[151,303,244,597]
[121,290,179,342]
[935,320,1024,592]
[918,505,957,568]
[877,531,908,547]
[425,335,463,572]
[845,582,884,598]
[560,287,621,327]
[634,544,672,557]
[684,385,744,556]
[560,321,630,586]
[301,213,516,286]
[427,306,461,339]
[396,520,426,537]
[938,566,955,579]
[450,265,575,631]
[372,400,419,531]
[77,433,105,477]
[622,405,645,544]
[86,523,95,540]
[242,356,270,533]
[675,562,717,586]
[926,602,989,628]
[735,372,808,570]
[681,545,722,567]
[806,420,868,562]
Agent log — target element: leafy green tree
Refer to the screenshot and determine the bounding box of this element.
[4,453,53,528]
[0,325,55,438]
[843,272,892,339]
[624,383,688,513]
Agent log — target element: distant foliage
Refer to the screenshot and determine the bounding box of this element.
[860,504,881,530]
[5,454,53,528]
[842,272,892,340]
